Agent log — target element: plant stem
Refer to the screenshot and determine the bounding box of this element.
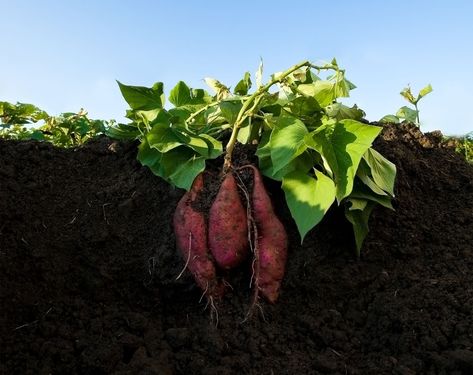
[415,103,420,125]
[184,101,220,127]
[223,60,312,171]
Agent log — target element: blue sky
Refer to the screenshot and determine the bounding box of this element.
[1,0,472,135]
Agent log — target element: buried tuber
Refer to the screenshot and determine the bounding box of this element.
[172,166,288,308]
[173,173,224,301]
[208,172,249,269]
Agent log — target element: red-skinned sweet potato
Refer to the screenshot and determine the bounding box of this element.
[248,165,288,303]
[208,172,249,269]
[173,173,224,299]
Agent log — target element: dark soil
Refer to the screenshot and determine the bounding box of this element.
[1,123,472,374]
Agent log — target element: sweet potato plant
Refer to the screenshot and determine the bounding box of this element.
[109,59,397,306]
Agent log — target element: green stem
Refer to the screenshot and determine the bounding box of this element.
[184,101,220,127]
[415,103,420,125]
[223,60,312,171]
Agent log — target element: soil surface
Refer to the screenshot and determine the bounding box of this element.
[1,123,472,374]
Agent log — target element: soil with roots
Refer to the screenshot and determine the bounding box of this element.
[1,123,472,374]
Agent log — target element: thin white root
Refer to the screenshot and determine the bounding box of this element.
[199,281,210,303]
[222,279,234,290]
[209,296,219,327]
[176,232,192,280]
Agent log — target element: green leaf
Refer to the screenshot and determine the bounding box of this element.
[234,72,252,95]
[285,96,321,117]
[418,84,433,100]
[198,133,223,159]
[379,115,400,124]
[137,138,161,167]
[282,170,336,242]
[324,103,365,121]
[190,88,213,104]
[347,198,368,211]
[159,147,206,190]
[396,106,418,122]
[356,159,389,196]
[306,120,382,202]
[258,137,315,180]
[147,125,182,153]
[168,155,207,190]
[168,107,192,123]
[204,77,230,99]
[117,81,165,110]
[362,148,396,196]
[400,86,416,104]
[345,201,376,256]
[270,116,309,174]
[219,101,242,124]
[298,81,337,107]
[185,133,216,157]
[169,81,192,107]
[349,179,394,210]
[237,123,251,144]
[134,108,169,125]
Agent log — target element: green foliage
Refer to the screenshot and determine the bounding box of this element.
[111,59,397,253]
[380,84,432,126]
[448,132,473,164]
[0,102,112,147]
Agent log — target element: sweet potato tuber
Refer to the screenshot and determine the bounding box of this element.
[173,173,224,299]
[208,172,249,269]
[248,165,288,303]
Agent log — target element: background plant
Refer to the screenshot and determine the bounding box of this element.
[0,101,112,147]
[380,84,432,125]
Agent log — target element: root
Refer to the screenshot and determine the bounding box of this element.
[176,232,192,280]
[234,168,261,320]
[199,281,210,303]
[202,289,219,327]
[209,296,219,326]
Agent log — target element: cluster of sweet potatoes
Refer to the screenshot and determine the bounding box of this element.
[173,165,288,306]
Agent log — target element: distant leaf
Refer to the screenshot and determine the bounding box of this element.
[379,115,400,124]
[396,106,418,122]
[418,84,433,99]
[234,72,252,95]
[117,81,165,110]
[282,170,336,242]
[270,116,309,174]
[169,81,192,107]
[400,86,415,104]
